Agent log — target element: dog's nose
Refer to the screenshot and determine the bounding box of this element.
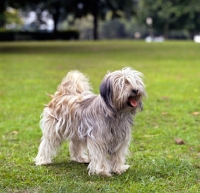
[132,89,138,95]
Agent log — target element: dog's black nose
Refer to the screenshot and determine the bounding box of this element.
[132,89,138,95]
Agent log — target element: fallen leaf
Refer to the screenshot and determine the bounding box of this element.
[174,138,185,145]
[167,155,173,159]
[192,112,200,116]
[9,130,18,135]
[162,96,170,100]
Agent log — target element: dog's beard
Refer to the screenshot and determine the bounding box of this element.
[100,69,146,114]
[35,67,146,176]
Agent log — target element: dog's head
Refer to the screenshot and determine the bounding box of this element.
[100,67,147,114]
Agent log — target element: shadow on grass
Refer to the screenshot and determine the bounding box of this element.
[0,42,140,55]
[27,158,200,192]
[45,157,199,182]
[0,45,83,54]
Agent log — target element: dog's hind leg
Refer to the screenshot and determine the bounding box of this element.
[69,138,90,163]
[34,135,62,166]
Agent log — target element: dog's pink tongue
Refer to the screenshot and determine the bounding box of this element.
[129,98,138,107]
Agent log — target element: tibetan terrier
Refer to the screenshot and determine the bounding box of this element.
[35,67,146,176]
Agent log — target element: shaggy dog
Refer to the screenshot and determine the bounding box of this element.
[35,67,146,176]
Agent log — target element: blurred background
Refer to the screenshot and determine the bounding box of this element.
[0,0,200,41]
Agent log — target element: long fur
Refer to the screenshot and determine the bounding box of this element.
[35,67,146,176]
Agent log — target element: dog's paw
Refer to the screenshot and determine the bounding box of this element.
[88,169,112,177]
[112,164,130,174]
[35,160,52,166]
[97,170,112,177]
[34,157,52,166]
[71,156,90,163]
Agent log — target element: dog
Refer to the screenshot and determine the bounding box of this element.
[34,67,146,176]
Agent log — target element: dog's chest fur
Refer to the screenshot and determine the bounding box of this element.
[76,95,134,154]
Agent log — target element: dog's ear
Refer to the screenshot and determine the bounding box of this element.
[100,77,115,113]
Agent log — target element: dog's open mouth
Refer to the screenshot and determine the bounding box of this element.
[128,97,138,107]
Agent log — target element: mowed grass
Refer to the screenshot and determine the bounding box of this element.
[0,40,200,193]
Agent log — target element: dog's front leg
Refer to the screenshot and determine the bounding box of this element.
[87,138,112,176]
[111,139,130,175]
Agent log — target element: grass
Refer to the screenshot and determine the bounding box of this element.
[0,40,200,193]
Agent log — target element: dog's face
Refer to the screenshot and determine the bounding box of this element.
[100,68,146,113]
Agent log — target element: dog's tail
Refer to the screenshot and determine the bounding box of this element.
[53,70,91,97]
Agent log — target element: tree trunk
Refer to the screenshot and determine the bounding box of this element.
[93,13,98,40]
[92,0,99,40]
[53,13,59,34]
[163,22,169,39]
[0,1,5,27]
[52,3,60,35]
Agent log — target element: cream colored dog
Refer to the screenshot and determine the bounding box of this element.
[35,67,146,176]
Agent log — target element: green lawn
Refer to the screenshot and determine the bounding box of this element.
[0,41,200,193]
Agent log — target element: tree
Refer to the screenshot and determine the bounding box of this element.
[0,0,41,28]
[0,1,7,27]
[139,0,200,38]
[2,0,137,39]
[5,7,23,29]
[0,0,66,31]
[73,0,138,39]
